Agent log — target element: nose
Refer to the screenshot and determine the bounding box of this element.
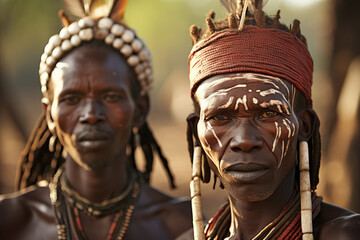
[229,118,263,152]
[79,98,105,124]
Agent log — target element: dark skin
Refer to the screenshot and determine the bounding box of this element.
[0,45,192,240]
[188,73,360,240]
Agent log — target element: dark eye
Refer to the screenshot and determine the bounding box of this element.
[260,110,279,119]
[210,114,231,121]
[104,93,122,102]
[63,96,80,105]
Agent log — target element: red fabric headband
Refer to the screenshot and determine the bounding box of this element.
[189,26,313,106]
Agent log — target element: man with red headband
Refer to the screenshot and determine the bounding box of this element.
[185,1,360,239]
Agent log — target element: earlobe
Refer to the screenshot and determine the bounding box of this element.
[297,108,319,142]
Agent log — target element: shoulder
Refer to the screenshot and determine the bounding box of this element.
[136,183,192,215]
[0,182,56,240]
[128,183,192,240]
[315,202,360,240]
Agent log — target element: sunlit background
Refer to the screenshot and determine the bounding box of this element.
[0,0,359,219]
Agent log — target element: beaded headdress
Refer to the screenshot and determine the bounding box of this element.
[39,0,153,97]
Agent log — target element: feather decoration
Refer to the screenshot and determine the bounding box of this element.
[110,0,129,21]
[220,0,237,14]
[62,0,129,21]
[220,0,268,15]
[63,0,86,18]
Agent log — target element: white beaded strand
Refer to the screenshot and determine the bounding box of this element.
[39,17,153,97]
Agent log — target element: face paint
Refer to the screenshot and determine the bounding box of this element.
[195,72,300,201]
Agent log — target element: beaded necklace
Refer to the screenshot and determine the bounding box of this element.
[49,167,141,240]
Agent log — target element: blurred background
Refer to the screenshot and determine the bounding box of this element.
[0,0,359,219]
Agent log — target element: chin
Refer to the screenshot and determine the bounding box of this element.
[224,180,275,202]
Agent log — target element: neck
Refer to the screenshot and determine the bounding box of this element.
[227,169,296,240]
[64,154,129,203]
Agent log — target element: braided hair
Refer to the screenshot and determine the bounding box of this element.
[186,4,321,191]
[15,41,176,191]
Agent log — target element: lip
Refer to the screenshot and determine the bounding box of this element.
[223,163,269,183]
[77,131,112,150]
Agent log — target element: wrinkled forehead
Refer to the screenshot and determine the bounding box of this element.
[195,73,292,102]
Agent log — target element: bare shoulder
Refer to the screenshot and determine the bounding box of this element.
[128,183,192,240]
[315,202,360,240]
[0,183,56,240]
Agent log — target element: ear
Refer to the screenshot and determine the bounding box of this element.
[42,98,56,135]
[132,94,150,129]
[297,108,320,142]
[186,112,200,144]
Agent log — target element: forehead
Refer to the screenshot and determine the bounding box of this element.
[195,73,291,102]
[49,45,132,92]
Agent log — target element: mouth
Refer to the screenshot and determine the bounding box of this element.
[77,131,112,150]
[223,163,269,183]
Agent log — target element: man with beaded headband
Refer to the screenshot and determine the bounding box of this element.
[0,1,192,239]
[185,0,360,239]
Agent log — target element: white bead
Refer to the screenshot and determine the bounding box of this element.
[94,28,108,40]
[142,61,149,68]
[120,44,132,57]
[122,30,135,43]
[40,72,49,86]
[70,35,81,46]
[78,17,95,28]
[98,18,113,29]
[127,55,140,67]
[61,40,72,51]
[145,68,152,76]
[105,34,115,45]
[112,38,123,49]
[44,43,53,55]
[134,64,144,74]
[41,53,48,63]
[41,86,48,93]
[39,62,47,73]
[59,27,70,39]
[79,28,93,41]
[46,56,56,67]
[52,46,63,59]
[139,49,148,61]
[138,73,146,81]
[111,24,125,36]
[49,34,61,46]
[68,22,80,35]
[131,39,143,52]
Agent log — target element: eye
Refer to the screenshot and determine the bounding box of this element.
[210,114,231,121]
[63,96,80,105]
[260,110,279,119]
[104,93,122,102]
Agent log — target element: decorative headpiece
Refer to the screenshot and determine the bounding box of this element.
[188,0,314,106]
[39,0,153,97]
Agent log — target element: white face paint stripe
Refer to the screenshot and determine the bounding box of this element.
[272,122,281,152]
[235,95,248,111]
[253,97,258,104]
[206,122,223,147]
[283,119,292,138]
[218,96,234,109]
[260,88,286,100]
[279,140,285,168]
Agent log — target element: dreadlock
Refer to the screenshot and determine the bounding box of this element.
[15,41,176,191]
[186,2,320,191]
